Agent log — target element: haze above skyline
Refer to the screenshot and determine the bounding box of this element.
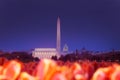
[0,0,120,52]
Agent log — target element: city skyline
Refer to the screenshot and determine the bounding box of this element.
[0,0,120,52]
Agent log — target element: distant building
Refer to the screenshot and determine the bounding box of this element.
[32,17,63,59]
[63,44,69,54]
[32,48,58,59]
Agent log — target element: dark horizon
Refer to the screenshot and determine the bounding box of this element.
[0,0,120,52]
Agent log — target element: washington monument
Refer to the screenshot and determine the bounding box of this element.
[56,17,61,54]
[32,17,65,59]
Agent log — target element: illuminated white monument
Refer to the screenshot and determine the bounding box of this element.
[56,16,61,54]
[32,48,57,59]
[32,17,61,59]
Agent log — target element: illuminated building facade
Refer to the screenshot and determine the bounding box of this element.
[32,48,57,59]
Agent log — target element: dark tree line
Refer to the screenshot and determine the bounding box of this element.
[0,51,40,63]
[52,50,120,62]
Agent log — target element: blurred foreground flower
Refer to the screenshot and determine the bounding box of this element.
[0,59,120,80]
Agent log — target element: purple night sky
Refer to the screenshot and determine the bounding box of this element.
[0,0,120,52]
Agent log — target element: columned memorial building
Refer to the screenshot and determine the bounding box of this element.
[32,17,63,59]
[32,48,57,59]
